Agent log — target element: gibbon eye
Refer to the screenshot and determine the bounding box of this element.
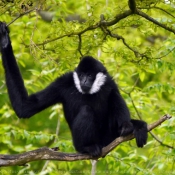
[79,73,84,78]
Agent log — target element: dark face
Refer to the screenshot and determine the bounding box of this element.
[73,56,107,94]
[78,72,96,93]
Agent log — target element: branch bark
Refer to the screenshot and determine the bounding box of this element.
[0,114,172,167]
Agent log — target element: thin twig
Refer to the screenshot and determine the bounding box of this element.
[91,160,98,175]
[78,34,83,56]
[149,131,174,149]
[139,6,175,19]
[104,28,149,60]
[135,9,175,34]
[129,93,174,149]
[41,113,61,171]
[155,46,175,60]
[153,6,175,18]
[7,8,36,26]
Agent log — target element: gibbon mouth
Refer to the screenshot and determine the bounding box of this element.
[81,85,91,93]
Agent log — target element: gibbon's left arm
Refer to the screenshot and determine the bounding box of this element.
[109,88,148,147]
[0,22,63,118]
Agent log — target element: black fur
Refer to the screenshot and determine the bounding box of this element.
[0,22,148,157]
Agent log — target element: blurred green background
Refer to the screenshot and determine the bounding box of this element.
[0,0,175,174]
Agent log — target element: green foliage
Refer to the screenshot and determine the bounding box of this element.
[0,0,175,174]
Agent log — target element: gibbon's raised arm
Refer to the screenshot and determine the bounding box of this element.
[0,22,63,118]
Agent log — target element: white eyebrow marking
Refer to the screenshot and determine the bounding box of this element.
[73,72,84,94]
[89,72,106,94]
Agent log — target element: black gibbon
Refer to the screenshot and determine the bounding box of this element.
[0,22,147,157]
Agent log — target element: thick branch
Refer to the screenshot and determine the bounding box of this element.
[0,114,172,167]
[102,10,133,26]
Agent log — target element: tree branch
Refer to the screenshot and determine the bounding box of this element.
[7,8,36,26]
[101,114,172,156]
[0,114,172,167]
[135,9,175,34]
[78,34,83,56]
[139,6,175,19]
[128,0,137,13]
[149,131,174,149]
